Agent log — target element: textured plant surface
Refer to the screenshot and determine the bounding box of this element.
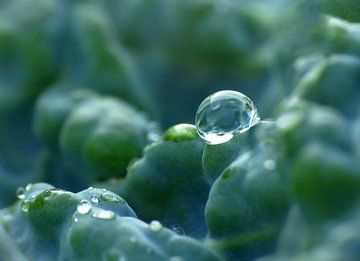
[0,0,360,260]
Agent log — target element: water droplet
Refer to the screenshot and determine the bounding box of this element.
[170,257,184,261]
[147,122,161,142]
[16,187,25,200]
[77,200,92,215]
[149,220,162,232]
[118,255,127,261]
[25,183,32,191]
[147,132,160,142]
[21,200,30,212]
[171,226,185,235]
[74,217,79,223]
[100,192,121,203]
[91,210,116,220]
[263,159,276,170]
[91,195,99,204]
[195,90,260,145]
[88,186,94,190]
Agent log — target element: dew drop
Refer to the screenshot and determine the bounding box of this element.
[91,195,99,204]
[25,183,32,191]
[147,132,160,143]
[147,122,161,142]
[118,255,127,261]
[77,200,92,215]
[263,159,276,170]
[16,187,25,200]
[171,226,185,235]
[21,200,30,212]
[74,217,79,223]
[149,220,162,232]
[91,210,116,220]
[195,90,260,145]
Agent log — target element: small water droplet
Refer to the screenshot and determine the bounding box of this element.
[25,183,32,191]
[263,159,276,170]
[88,187,94,190]
[171,226,185,235]
[77,200,92,214]
[118,255,127,261]
[91,210,116,220]
[147,122,160,142]
[147,132,160,142]
[100,192,121,203]
[195,90,260,145]
[16,187,25,200]
[91,195,99,204]
[74,217,79,223]
[149,220,162,232]
[21,200,30,212]
[170,256,185,261]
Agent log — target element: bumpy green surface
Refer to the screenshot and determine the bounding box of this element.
[205,123,289,260]
[112,124,210,239]
[1,0,360,260]
[34,85,159,190]
[0,183,222,261]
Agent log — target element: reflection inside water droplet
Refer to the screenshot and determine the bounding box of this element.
[195,90,260,145]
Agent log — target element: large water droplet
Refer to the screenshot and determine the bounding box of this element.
[195,90,260,145]
[149,220,162,232]
[77,200,92,215]
[16,187,25,200]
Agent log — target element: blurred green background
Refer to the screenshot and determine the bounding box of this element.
[0,0,359,211]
